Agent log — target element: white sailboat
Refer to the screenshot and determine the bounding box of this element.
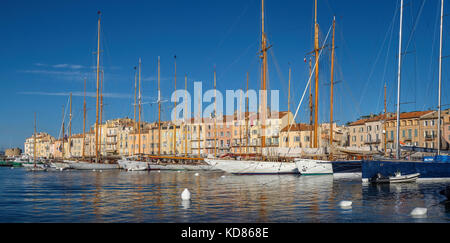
[293,0,335,175]
[205,0,299,174]
[68,11,119,170]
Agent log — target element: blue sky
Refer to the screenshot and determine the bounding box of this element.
[0,0,449,150]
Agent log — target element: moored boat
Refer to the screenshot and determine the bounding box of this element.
[204,158,298,175]
[294,158,333,175]
[369,171,420,184]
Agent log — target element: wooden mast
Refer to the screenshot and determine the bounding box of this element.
[260,0,269,154]
[287,65,291,147]
[313,0,320,148]
[437,0,444,155]
[246,72,249,155]
[95,11,101,163]
[185,73,188,156]
[329,16,336,159]
[99,70,104,157]
[62,105,65,159]
[173,55,177,155]
[69,92,72,157]
[309,57,313,148]
[34,112,36,166]
[82,77,86,159]
[198,95,201,155]
[158,56,161,156]
[384,83,387,155]
[239,90,243,154]
[133,66,137,156]
[138,58,142,155]
[214,69,217,157]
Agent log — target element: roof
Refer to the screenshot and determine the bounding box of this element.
[280,123,313,132]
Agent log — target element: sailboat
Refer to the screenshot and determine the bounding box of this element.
[291,0,334,175]
[204,0,299,175]
[361,0,450,182]
[67,11,119,170]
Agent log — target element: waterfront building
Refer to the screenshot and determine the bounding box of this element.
[384,111,432,153]
[5,148,22,157]
[280,123,313,148]
[24,132,56,158]
[418,109,450,149]
[445,112,450,145]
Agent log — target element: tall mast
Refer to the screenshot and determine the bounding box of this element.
[384,83,387,155]
[62,105,65,159]
[158,56,161,156]
[138,58,142,155]
[396,0,404,159]
[214,69,217,157]
[133,66,137,156]
[99,70,104,157]
[173,55,177,155]
[198,95,201,155]
[95,11,101,163]
[313,0,320,148]
[82,78,87,159]
[239,90,243,154]
[309,57,313,148]
[34,112,36,166]
[329,16,336,159]
[260,0,268,152]
[246,72,249,155]
[287,65,291,147]
[69,92,72,157]
[185,73,188,156]
[438,0,444,155]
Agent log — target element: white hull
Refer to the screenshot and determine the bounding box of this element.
[51,162,71,170]
[67,161,119,170]
[295,159,333,175]
[118,160,150,171]
[204,159,299,174]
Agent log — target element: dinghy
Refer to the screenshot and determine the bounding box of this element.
[369,171,420,184]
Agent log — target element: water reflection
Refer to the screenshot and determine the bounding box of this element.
[1,168,450,222]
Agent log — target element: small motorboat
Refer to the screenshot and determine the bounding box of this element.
[439,186,450,200]
[369,171,420,184]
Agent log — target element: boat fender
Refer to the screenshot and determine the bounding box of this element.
[410,207,427,216]
[181,188,191,200]
[195,173,199,176]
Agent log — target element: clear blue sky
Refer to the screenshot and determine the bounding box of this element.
[0,0,449,150]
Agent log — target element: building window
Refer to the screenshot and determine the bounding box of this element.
[414,129,418,137]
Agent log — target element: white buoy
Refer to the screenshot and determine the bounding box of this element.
[410,207,427,216]
[195,173,199,176]
[181,188,191,200]
[339,201,352,208]
[99,170,102,172]
[60,168,63,171]
[221,175,226,178]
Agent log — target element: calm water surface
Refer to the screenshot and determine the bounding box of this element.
[1,167,450,223]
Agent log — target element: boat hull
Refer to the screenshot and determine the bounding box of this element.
[362,160,450,182]
[68,161,119,170]
[204,159,299,175]
[118,160,150,171]
[295,159,333,175]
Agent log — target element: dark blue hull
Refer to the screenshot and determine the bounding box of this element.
[362,160,450,180]
[331,161,362,173]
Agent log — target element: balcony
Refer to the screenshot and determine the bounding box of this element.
[425,135,436,141]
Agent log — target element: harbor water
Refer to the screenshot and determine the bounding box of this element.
[0,167,450,223]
